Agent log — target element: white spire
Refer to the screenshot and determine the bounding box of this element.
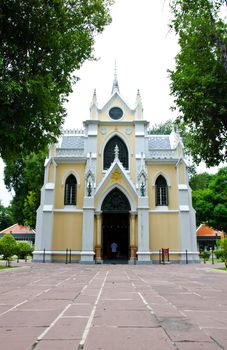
[91,89,97,106]
[114,144,119,160]
[111,61,120,94]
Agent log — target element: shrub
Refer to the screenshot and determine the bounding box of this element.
[0,234,17,266]
[199,250,210,263]
[220,238,227,268]
[214,249,224,261]
[16,241,33,261]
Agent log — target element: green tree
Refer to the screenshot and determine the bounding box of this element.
[220,238,227,268]
[0,202,13,231]
[4,149,47,227]
[16,241,33,261]
[0,0,112,161]
[169,0,227,166]
[0,233,17,266]
[149,119,173,135]
[189,172,214,191]
[192,167,227,231]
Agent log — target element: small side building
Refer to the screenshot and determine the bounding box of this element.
[196,224,224,251]
[0,224,35,245]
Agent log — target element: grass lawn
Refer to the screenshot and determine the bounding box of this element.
[0,265,17,270]
[215,267,227,271]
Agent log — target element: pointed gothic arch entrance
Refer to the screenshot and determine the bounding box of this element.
[101,188,131,262]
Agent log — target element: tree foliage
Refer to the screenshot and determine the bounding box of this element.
[0,0,112,160]
[192,167,227,231]
[169,0,227,166]
[4,149,47,227]
[16,241,33,260]
[0,233,17,266]
[220,238,227,267]
[189,172,214,191]
[149,119,173,135]
[0,202,13,231]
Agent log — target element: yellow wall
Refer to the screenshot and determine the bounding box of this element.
[147,164,179,210]
[52,212,83,250]
[48,161,54,182]
[98,96,134,122]
[54,163,85,209]
[178,162,186,184]
[149,213,180,251]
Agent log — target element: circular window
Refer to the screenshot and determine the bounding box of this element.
[109,107,123,120]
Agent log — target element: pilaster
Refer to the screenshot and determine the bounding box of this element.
[137,197,151,263]
[81,197,95,263]
[95,212,102,263]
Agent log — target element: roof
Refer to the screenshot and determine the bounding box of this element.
[196,224,223,237]
[60,136,84,149]
[148,136,171,150]
[0,224,35,235]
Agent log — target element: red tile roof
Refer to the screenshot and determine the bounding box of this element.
[0,223,35,235]
[196,224,223,238]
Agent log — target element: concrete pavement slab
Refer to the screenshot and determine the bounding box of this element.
[84,326,176,350]
[204,327,227,349]
[175,341,222,350]
[160,317,211,342]
[41,317,88,340]
[0,326,46,350]
[93,309,159,327]
[34,339,80,350]
[0,309,60,327]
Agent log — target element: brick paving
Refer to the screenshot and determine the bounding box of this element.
[0,262,227,349]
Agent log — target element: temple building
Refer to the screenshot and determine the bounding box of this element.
[33,72,199,264]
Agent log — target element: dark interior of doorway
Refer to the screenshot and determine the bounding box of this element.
[102,213,129,263]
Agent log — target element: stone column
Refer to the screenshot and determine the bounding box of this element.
[95,212,102,263]
[81,197,95,263]
[137,196,151,263]
[129,212,137,263]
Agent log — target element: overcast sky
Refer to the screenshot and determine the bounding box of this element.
[0,0,222,206]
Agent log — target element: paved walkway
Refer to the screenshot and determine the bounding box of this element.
[0,262,227,350]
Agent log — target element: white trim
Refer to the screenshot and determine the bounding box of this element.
[33,250,82,255]
[54,208,83,213]
[61,170,80,186]
[149,251,199,255]
[95,161,138,198]
[178,184,188,190]
[149,209,179,213]
[152,171,171,187]
[80,251,95,256]
[179,205,190,211]
[96,182,137,212]
[86,152,97,159]
[87,131,98,136]
[45,183,55,190]
[43,205,53,212]
[155,205,168,211]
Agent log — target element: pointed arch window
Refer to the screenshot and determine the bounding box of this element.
[104,136,128,170]
[155,175,168,206]
[64,174,77,205]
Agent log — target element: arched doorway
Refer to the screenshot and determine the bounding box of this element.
[101,188,131,262]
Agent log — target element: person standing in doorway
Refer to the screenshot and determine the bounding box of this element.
[111,241,118,259]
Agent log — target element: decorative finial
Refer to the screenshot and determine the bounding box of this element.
[87,181,92,197]
[114,144,119,160]
[111,60,120,94]
[140,182,145,197]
